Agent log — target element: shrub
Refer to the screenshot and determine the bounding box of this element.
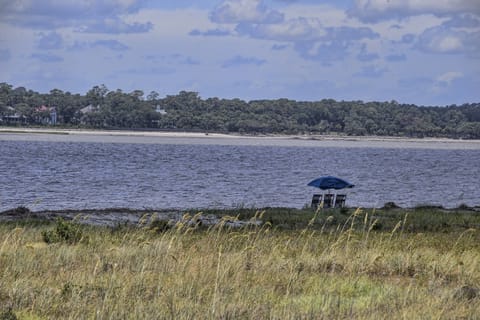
[148,219,171,233]
[1,206,30,215]
[13,206,30,215]
[0,308,17,320]
[382,202,400,209]
[457,203,471,210]
[42,218,83,244]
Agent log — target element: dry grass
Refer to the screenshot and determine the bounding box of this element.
[0,211,479,319]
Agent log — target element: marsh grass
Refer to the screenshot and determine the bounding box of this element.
[0,209,479,319]
[204,206,480,235]
[41,218,83,244]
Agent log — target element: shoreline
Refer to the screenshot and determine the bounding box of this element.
[1,205,479,229]
[2,127,480,145]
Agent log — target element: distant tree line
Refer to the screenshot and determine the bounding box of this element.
[1,82,479,139]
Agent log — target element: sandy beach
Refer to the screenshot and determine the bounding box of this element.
[0,127,238,139]
[1,127,480,149]
[2,126,480,143]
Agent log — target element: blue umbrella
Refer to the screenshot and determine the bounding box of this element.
[307,176,355,190]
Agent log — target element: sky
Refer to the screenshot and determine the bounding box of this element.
[0,0,479,106]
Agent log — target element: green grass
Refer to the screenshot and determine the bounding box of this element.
[0,208,479,319]
[202,206,480,232]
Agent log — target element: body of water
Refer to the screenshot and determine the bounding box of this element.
[1,133,479,211]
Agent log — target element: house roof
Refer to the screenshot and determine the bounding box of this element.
[35,105,50,112]
[80,104,97,114]
[155,105,167,114]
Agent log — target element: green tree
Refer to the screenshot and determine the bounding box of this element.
[86,84,108,107]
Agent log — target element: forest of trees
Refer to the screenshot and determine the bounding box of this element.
[1,82,480,139]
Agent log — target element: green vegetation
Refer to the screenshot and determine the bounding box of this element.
[1,82,480,138]
[0,207,479,319]
[41,218,83,244]
[203,206,480,232]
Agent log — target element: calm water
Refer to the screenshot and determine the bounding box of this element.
[1,133,479,211]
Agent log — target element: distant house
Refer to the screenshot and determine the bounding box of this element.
[1,107,27,124]
[50,107,57,125]
[80,104,98,114]
[155,105,167,115]
[35,105,49,112]
[34,105,56,124]
[79,104,103,126]
[2,114,27,124]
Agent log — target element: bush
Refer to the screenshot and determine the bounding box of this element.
[148,219,171,233]
[42,218,83,244]
[0,308,17,320]
[383,202,400,209]
[1,206,31,215]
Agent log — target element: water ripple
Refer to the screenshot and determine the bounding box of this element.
[1,138,479,210]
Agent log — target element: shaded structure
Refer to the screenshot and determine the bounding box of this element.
[307,176,354,209]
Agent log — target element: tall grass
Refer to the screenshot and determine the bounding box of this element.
[0,210,479,319]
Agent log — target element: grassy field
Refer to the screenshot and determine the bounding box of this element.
[0,207,479,319]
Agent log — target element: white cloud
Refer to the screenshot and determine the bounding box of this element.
[0,0,142,17]
[31,52,64,63]
[210,0,284,24]
[385,53,406,62]
[354,64,388,77]
[235,17,325,41]
[281,3,349,26]
[222,55,266,68]
[432,71,465,94]
[206,0,379,65]
[437,36,463,51]
[436,71,463,84]
[91,40,129,51]
[234,18,379,63]
[443,14,480,29]
[0,0,151,33]
[76,19,153,34]
[415,25,480,55]
[133,8,213,37]
[357,43,379,61]
[36,31,64,50]
[350,0,480,22]
[421,30,464,53]
[189,28,232,37]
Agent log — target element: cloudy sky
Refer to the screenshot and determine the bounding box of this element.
[1,0,479,106]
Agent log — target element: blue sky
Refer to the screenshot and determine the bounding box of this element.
[0,0,479,106]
